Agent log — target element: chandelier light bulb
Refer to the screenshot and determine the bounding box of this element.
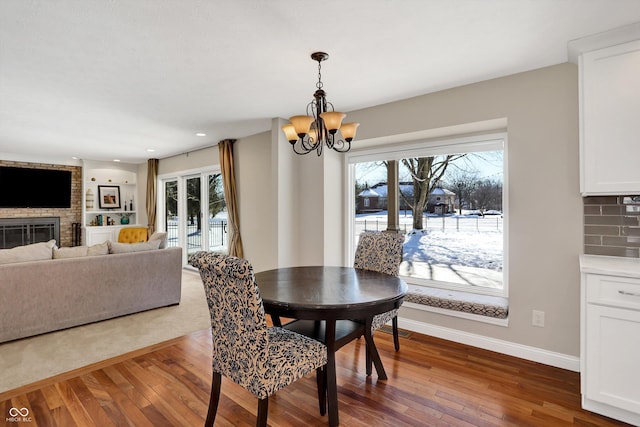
[320,111,346,133]
[289,115,314,137]
[340,122,360,142]
[281,124,298,143]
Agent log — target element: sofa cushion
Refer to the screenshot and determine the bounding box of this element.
[53,246,88,259]
[149,231,168,249]
[0,239,56,264]
[53,242,109,259]
[108,239,161,254]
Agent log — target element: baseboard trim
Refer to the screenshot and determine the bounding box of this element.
[398,317,580,372]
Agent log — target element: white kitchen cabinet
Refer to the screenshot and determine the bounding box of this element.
[579,39,640,195]
[580,255,640,425]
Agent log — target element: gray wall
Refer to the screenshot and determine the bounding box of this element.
[346,62,582,357]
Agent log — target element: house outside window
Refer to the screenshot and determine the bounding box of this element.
[347,133,507,298]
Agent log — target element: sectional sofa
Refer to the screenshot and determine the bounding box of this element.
[0,240,182,343]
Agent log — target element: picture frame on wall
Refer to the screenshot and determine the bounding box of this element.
[98,185,121,209]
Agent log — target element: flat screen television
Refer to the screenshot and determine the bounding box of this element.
[0,166,72,208]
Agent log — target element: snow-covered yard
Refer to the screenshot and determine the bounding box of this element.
[356,211,504,290]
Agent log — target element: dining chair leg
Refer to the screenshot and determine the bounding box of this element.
[270,314,282,327]
[392,316,400,351]
[256,397,269,427]
[365,342,373,376]
[205,371,222,427]
[316,366,327,416]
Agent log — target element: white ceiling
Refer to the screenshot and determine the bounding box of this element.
[1,1,640,164]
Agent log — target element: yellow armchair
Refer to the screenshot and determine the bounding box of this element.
[117,227,148,243]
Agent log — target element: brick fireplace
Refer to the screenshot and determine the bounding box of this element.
[0,160,82,247]
[0,216,60,249]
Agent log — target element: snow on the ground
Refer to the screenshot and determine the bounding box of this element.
[357,211,503,272]
[403,228,503,271]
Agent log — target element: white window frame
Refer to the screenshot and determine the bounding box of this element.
[157,166,223,267]
[344,132,509,298]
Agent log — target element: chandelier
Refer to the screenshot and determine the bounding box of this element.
[281,52,359,156]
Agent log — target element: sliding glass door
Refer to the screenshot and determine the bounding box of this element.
[160,169,227,263]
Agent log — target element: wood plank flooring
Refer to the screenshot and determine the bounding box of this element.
[0,328,632,426]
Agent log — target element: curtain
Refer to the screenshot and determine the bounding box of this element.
[218,139,244,258]
[146,158,159,236]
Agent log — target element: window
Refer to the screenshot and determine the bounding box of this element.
[347,133,507,297]
[159,168,227,262]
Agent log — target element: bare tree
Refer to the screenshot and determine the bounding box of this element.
[472,179,503,211]
[398,155,465,229]
[443,169,479,214]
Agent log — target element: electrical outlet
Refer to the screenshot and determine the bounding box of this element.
[532,310,545,327]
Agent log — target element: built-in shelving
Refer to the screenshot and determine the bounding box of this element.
[82,160,141,245]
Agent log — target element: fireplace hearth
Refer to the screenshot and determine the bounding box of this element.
[0,217,60,249]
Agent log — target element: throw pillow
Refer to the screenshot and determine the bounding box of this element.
[108,239,161,254]
[148,231,168,249]
[87,241,109,256]
[0,239,56,264]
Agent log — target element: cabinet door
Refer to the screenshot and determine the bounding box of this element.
[85,228,116,246]
[585,303,640,414]
[580,40,640,195]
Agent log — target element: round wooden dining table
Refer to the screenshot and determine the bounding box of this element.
[255,266,407,427]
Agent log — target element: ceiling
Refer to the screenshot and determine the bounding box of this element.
[1,1,640,165]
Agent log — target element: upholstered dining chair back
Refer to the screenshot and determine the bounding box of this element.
[353,231,404,276]
[189,251,327,427]
[353,231,405,355]
[117,227,148,243]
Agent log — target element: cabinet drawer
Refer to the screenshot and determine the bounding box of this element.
[586,274,640,310]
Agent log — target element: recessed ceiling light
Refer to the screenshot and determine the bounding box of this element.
[71,156,79,160]
[113,159,121,162]
[146,148,156,152]
[195,133,206,137]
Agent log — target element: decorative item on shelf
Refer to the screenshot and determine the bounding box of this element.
[85,188,94,209]
[98,185,121,209]
[129,199,133,211]
[281,51,359,156]
[120,212,133,224]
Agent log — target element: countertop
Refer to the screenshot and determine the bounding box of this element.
[580,254,640,279]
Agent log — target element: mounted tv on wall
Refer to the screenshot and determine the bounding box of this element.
[0,166,72,208]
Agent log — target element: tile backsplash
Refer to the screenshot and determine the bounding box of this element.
[584,196,640,258]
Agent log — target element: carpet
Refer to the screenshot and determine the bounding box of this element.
[0,269,210,394]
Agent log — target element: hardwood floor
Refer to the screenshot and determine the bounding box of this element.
[0,328,631,427]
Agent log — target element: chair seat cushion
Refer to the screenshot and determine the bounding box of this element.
[215,327,327,399]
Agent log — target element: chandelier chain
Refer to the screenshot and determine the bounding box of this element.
[316,60,323,90]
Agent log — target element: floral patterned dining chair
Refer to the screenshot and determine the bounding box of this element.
[189,251,328,427]
[353,231,405,352]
